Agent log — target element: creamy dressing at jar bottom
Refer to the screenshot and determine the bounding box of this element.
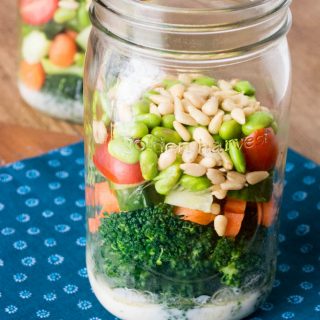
[87,252,264,320]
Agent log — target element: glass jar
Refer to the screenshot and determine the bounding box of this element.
[84,0,292,319]
[18,0,92,123]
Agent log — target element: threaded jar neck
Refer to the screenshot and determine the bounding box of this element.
[91,0,291,58]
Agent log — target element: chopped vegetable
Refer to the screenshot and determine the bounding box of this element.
[49,33,77,67]
[19,61,45,90]
[174,206,215,225]
[224,212,245,237]
[22,31,50,64]
[257,198,277,227]
[20,0,58,26]
[224,198,247,214]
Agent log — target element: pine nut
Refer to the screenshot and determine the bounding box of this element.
[218,80,233,91]
[188,84,212,98]
[155,88,173,100]
[175,110,198,126]
[219,150,233,170]
[243,107,256,116]
[173,121,191,142]
[261,106,271,112]
[174,97,184,112]
[221,98,237,112]
[158,101,174,115]
[231,107,246,125]
[150,94,171,105]
[214,215,228,236]
[199,157,216,168]
[232,94,249,107]
[220,181,244,191]
[59,0,79,9]
[207,168,226,184]
[193,127,215,148]
[158,149,177,170]
[211,203,221,215]
[227,171,246,184]
[202,96,219,116]
[169,83,185,99]
[180,163,206,177]
[223,114,233,122]
[178,74,192,85]
[211,185,227,200]
[213,90,238,100]
[92,120,107,144]
[246,171,270,185]
[230,78,240,86]
[208,110,224,134]
[183,92,205,108]
[182,141,199,163]
[187,105,211,126]
[149,103,161,116]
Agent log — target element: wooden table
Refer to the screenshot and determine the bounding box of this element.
[0,0,319,163]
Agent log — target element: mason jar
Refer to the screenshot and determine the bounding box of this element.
[84,1,292,319]
[18,0,92,123]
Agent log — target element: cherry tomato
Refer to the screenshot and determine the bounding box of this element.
[20,0,58,26]
[93,142,144,185]
[242,128,278,171]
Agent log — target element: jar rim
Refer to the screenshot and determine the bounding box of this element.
[92,0,292,58]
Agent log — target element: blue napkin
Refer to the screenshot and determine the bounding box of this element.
[0,143,319,320]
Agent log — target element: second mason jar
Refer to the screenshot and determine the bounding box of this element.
[18,0,91,122]
[84,0,292,319]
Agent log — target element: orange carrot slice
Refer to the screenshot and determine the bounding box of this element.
[88,216,101,233]
[224,198,247,214]
[19,61,45,90]
[257,199,277,227]
[66,30,78,40]
[174,207,215,225]
[49,33,77,67]
[224,212,245,237]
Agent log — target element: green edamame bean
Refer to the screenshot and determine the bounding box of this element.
[114,122,149,139]
[219,120,242,140]
[271,121,278,134]
[143,89,160,100]
[180,175,212,192]
[234,80,256,96]
[213,134,225,147]
[141,134,165,155]
[74,53,85,67]
[77,3,91,29]
[151,127,182,145]
[108,138,140,164]
[135,113,161,129]
[162,79,181,89]
[193,76,217,87]
[228,140,246,174]
[154,163,182,195]
[161,114,175,129]
[139,149,159,180]
[242,111,274,136]
[132,99,150,116]
[54,8,77,24]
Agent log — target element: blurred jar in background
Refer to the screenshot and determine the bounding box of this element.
[18,0,91,123]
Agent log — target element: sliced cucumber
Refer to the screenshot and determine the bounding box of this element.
[165,188,213,213]
[76,26,91,51]
[42,59,83,77]
[22,31,50,64]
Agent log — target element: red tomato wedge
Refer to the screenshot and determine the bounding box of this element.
[242,128,278,171]
[174,207,215,225]
[20,0,58,25]
[93,142,144,185]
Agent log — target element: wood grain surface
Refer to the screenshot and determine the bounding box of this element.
[0,0,319,163]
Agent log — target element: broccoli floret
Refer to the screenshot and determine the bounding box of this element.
[211,236,263,287]
[97,204,218,298]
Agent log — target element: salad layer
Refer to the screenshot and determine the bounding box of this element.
[86,73,279,308]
